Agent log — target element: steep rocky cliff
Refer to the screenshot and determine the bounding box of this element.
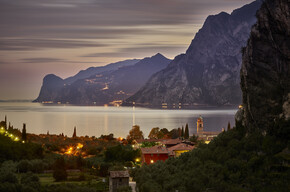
[35,74,65,103]
[239,0,290,132]
[126,0,262,107]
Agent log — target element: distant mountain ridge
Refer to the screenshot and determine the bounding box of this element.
[65,59,140,84]
[125,0,262,107]
[34,54,171,105]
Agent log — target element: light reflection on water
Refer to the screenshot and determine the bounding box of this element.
[0,102,237,138]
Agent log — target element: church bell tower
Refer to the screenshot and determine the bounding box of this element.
[197,116,204,136]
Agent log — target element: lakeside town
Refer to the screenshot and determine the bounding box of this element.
[0,115,228,191]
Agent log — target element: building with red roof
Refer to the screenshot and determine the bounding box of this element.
[141,145,170,164]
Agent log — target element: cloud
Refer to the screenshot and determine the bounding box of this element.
[22,58,65,63]
[21,57,104,64]
[0,38,108,51]
[0,0,254,52]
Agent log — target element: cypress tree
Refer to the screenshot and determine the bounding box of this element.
[181,126,184,138]
[4,115,7,129]
[184,123,189,139]
[72,126,77,138]
[22,123,27,142]
[227,122,231,131]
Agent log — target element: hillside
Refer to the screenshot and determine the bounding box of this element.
[133,0,290,191]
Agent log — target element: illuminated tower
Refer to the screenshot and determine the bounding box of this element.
[197,116,204,136]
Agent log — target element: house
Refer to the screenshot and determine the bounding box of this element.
[168,143,195,157]
[109,171,130,192]
[160,138,182,147]
[141,145,169,164]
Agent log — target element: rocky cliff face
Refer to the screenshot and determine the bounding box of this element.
[126,0,262,107]
[239,0,290,132]
[35,54,171,105]
[35,74,65,102]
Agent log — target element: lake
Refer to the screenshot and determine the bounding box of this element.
[0,102,237,138]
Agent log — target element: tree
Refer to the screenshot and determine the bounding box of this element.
[140,141,157,148]
[17,160,32,173]
[190,135,198,143]
[20,172,40,190]
[117,186,132,192]
[148,127,160,139]
[5,115,7,129]
[178,127,181,137]
[184,124,189,139]
[22,123,27,142]
[181,126,184,138]
[127,125,144,142]
[170,129,179,139]
[53,157,67,181]
[72,126,77,138]
[227,122,231,131]
[160,128,170,138]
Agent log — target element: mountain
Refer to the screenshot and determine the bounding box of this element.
[125,0,262,107]
[238,0,290,133]
[35,54,171,105]
[65,59,140,84]
[133,1,290,191]
[35,74,65,103]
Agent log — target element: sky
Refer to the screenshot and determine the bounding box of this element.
[0,0,254,100]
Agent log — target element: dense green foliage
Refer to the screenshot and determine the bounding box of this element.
[0,134,43,162]
[53,157,67,181]
[140,142,157,148]
[133,121,290,192]
[105,144,140,163]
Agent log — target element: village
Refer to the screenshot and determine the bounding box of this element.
[0,115,228,192]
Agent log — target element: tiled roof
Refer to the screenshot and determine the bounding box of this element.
[110,171,129,178]
[168,143,195,151]
[141,145,169,154]
[160,138,182,145]
[135,138,159,143]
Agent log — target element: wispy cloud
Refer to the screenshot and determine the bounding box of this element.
[22,58,65,63]
[0,38,108,51]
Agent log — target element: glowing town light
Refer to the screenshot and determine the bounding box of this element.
[135,158,140,162]
[117,137,123,141]
[0,128,4,134]
[150,160,154,164]
[14,137,19,141]
[76,143,83,149]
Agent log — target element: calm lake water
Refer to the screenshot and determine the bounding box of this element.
[0,102,237,138]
